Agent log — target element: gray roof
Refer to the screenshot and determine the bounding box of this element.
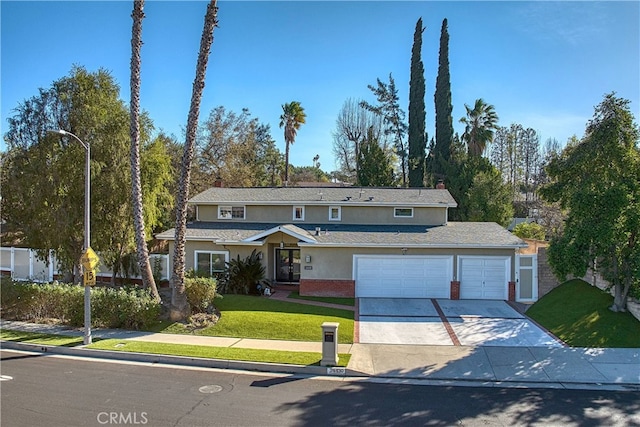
[156,221,526,248]
[189,187,457,207]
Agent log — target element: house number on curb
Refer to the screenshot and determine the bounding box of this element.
[199,385,223,394]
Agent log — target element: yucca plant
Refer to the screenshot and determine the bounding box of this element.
[224,249,265,294]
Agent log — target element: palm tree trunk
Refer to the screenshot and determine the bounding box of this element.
[130,0,161,303]
[171,0,219,321]
[284,141,290,184]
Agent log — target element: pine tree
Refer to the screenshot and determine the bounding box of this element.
[408,17,426,187]
[431,18,453,183]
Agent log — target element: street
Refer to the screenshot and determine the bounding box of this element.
[1,350,638,427]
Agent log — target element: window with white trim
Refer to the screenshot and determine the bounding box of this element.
[394,207,414,218]
[329,206,341,221]
[293,206,305,221]
[218,205,245,220]
[195,251,228,276]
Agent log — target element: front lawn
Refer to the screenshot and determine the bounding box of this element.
[88,339,350,367]
[287,291,355,307]
[527,279,640,348]
[157,294,354,344]
[0,330,85,347]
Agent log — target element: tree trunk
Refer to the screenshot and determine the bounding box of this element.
[171,0,219,321]
[129,0,161,303]
[284,140,290,184]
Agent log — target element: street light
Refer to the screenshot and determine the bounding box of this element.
[48,129,92,345]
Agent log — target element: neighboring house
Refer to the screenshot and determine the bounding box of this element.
[156,185,532,301]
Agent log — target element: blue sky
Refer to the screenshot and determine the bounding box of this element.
[2,1,638,172]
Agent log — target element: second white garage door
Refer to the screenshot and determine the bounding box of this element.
[458,256,510,300]
[354,255,453,298]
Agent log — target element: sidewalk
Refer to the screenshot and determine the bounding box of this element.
[2,318,638,390]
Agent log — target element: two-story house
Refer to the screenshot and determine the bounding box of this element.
[156,186,529,301]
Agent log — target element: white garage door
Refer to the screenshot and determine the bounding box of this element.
[458,256,510,300]
[354,255,453,298]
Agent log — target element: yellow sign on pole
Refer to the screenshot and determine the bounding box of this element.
[83,269,96,286]
[81,247,100,271]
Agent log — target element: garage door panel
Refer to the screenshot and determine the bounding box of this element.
[459,256,510,300]
[355,255,452,298]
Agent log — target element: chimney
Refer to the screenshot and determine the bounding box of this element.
[214,177,224,188]
[436,179,445,189]
[315,227,321,236]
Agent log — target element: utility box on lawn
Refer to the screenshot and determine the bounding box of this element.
[321,322,339,366]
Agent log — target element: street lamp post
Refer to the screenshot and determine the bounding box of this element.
[49,129,92,345]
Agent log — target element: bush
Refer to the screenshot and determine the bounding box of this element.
[223,249,266,295]
[0,280,160,330]
[513,222,546,240]
[185,276,218,313]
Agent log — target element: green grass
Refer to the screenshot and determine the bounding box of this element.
[527,279,640,348]
[155,295,354,344]
[0,330,85,347]
[287,291,355,307]
[87,339,350,367]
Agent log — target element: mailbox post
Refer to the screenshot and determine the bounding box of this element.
[321,322,339,366]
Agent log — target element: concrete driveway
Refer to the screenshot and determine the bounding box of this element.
[358,298,563,347]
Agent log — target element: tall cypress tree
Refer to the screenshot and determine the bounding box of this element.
[408,17,426,187]
[431,18,453,182]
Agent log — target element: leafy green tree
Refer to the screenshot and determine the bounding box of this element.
[279,101,306,184]
[513,222,546,240]
[1,66,151,282]
[460,98,499,157]
[357,127,395,187]
[429,18,454,185]
[198,107,282,187]
[466,167,514,227]
[172,0,219,320]
[360,74,408,186]
[129,0,160,301]
[140,136,175,235]
[289,166,330,184]
[408,17,426,187]
[540,93,640,312]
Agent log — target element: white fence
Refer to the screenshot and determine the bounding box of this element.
[0,247,169,283]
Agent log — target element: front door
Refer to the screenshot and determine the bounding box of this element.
[276,248,300,283]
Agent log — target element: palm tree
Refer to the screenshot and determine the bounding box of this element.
[460,98,499,157]
[279,101,306,184]
[171,0,218,321]
[129,0,160,302]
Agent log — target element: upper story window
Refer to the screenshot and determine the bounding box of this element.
[218,205,245,220]
[394,207,414,218]
[329,206,341,221]
[293,206,305,221]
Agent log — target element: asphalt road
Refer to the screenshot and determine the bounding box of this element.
[1,350,639,427]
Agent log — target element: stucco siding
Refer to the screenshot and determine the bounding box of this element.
[193,203,447,226]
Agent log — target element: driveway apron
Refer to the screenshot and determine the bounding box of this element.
[358,298,562,347]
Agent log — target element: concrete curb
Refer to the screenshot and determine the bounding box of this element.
[0,340,364,378]
[3,340,639,391]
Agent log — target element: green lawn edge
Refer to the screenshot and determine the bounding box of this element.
[286,291,355,307]
[0,330,85,347]
[88,339,351,367]
[527,279,640,348]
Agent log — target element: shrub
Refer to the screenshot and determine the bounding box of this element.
[0,280,160,330]
[223,249,265,294]
[185,276,218,313]
[513,222,546,240]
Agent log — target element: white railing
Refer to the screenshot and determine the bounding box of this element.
[0,247,169,283]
